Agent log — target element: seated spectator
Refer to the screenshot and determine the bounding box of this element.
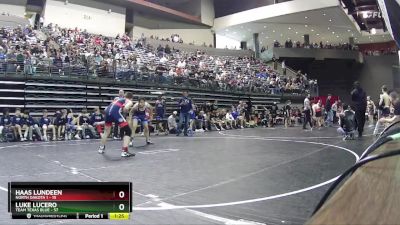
[91,107,105,136]
[54,110,67,141]
[23,110,43,141]
[77,108,97,139]
[168,111,178,134]
[11,108,25,141]
[225,110,236,129]
[40,109,56,141]
[66,109,78,140]
[337,104,356,140]
[1,108,13,141]
[196,111,207,132]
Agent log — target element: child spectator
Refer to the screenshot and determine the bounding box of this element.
[11,108,25,141]
[40,109,56,141]
[337,104,356,140]
[77,108,97,139]
[23,110,43,141]
[91,107,105,137]
[1,108,13,141]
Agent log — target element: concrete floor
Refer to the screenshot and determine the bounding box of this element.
[0,126,375,225]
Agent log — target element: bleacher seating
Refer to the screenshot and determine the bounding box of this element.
[0,74,294,117]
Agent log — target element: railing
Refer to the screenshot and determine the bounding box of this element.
[0,59,311,96]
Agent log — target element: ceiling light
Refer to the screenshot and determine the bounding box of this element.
[265,36,269,39]
[327,27,330,30]
[280,34,283,37]
[261,32,264,34]
[288,27,292,30]
[323,13,326,16]
[329,19,332,22]
[305,25,308,27]
[295,31,298,34]
[264,25,266,28]
[351,33,354,36]
[332,31,335,34]
[305,16,308,19]
[370,28,376,34]
[311,29,314,32]
[316,33,320,36]
[273,30,275,33]
[347,29,351,32]
[336,35,339,38]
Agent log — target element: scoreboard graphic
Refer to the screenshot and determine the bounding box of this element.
[8,182,132,220]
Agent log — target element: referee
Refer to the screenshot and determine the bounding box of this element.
[351,81,367,138]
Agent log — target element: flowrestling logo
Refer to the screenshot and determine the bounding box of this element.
[356,11,382,19]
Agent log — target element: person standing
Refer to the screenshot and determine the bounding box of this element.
[284,100,292,128]
[366,96,376,127]
[282,60,286,75]
[129,98,153,145]
[154,95,167,135]
[113,90,125,140]
[325,94,333,127]
[177,90,193,136]
[332,100,338,124]
[98,92,134,157]
[351,81,367,138]
[374,86,390,135]
[303,94,313,130]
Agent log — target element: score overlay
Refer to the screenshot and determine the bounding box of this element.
[8,182,132,220]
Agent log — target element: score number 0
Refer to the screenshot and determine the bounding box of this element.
[119,191,125,211]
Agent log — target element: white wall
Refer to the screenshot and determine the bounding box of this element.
[132,26,214,47]
[201,0,215,26]
[0,0,27,17]
[213,0,339,30]
[44,0,126,37]
[216,34,240,49]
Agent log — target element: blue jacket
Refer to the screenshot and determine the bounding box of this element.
[25,116,38,126]
[178,97,193,113]
[1,116,11,126]
[90,113,104,124]
[11,115,24,126]
[40,117,52,126]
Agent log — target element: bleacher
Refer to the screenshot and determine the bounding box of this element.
[0,73,294,117]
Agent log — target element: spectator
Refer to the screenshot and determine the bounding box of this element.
[337,104,356,140]
[91,107,105,136]
[325,94,333,127]
[366,96,376,127]
[40,109,56,141]
[168,111,178,134]
[303,94,313,130]
[177,90,193,136]
[23,110,42,141]
[11,108,24,141]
